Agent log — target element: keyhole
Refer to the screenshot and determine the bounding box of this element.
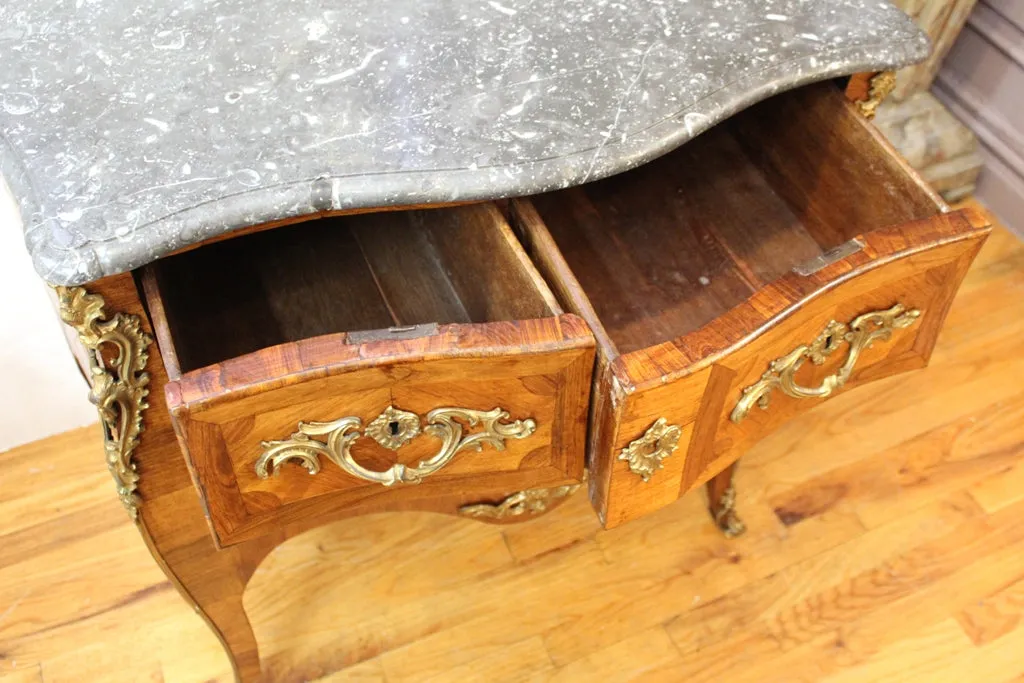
[389,421,400,436]
[825,334,834,347]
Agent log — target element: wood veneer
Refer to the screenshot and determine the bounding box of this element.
[142,202,595,548]
[512,82,991,528]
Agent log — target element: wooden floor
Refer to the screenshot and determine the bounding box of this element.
[3,205,1024,683]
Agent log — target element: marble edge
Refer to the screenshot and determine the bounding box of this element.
[18,38,929,286]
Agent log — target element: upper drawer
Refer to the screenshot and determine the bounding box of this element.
[511,82,991,528]
[143,203,595,547]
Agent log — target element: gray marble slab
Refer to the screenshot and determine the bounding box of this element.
[0,0,927,285]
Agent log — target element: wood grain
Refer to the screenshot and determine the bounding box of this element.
[145,203,558,373]
[170,318,594,547]
[142,201,593,548]
[352,203,560,325]
[1,204,1020,682]
[519,82,947,357]
[738,79,945,249]
[51,196,596,678]
[514,81,990,528]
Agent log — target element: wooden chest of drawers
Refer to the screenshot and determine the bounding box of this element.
[44,79,990,682]
[5,0,960,676]
[128,81,992,544]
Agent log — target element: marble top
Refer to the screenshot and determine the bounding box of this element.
[1,1,928,285]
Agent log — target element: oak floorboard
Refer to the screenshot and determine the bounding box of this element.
[0,667,42,683]
[820,612,1024,683]
[956,574,1024,646]
[541,627,682,683]
[0,203,1022,682]
[968,454,1024,515]
[664,497,1024,682]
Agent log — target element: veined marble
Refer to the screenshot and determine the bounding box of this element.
[0,0,928,285]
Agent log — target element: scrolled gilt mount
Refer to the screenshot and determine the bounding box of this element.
[618,417,682,482]
[256,405,536,486]
[55,286,152,520]
[731,303,921,423]
[459,471,587,522]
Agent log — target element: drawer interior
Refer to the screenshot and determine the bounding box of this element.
[515,82,945,356]
[143,203,560,374]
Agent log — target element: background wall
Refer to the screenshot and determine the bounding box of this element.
[934,0,1024,236]
[0,181,97,453]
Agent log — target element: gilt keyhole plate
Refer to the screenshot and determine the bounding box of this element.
[618,417,682,482]
[366,406,422,451]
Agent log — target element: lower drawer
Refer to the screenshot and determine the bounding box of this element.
[143,203,595,546]
[512,82,991,528]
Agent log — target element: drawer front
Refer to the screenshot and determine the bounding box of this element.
[592,217,987,527]
[166,315,593,546]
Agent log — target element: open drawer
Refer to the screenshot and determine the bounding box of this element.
[142,203,594,547]
[511,81,991,529]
